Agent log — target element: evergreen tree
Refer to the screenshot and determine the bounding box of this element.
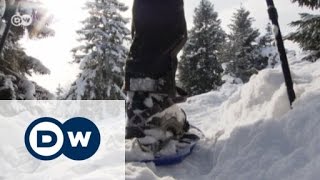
[287,13,320,62]
[257,23,279,68]
[0,0,54,100]
[291,0,319,9]
[55,84,64,100]
[65,0,129,100]
[179,0,225,95]
[259,23,273,47]
[223,7,260,83]
[287,0,320,62]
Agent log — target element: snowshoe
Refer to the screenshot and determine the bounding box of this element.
[125,125,203,166]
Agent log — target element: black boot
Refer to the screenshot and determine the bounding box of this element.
[126,90,190,152]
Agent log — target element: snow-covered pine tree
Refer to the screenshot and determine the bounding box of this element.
[291,0,320,9]
[0,0,54,100]
[179,0,225,95]
[257,23,278,68]
[259,23,273,47]
[55,84,64,100]
[287,13,320,62]
[65,0,129,100]
[223,6,260,83]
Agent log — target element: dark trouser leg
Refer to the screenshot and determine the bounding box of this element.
[124,41,189,140]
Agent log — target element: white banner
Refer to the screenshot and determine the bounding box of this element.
[0,100,125,180]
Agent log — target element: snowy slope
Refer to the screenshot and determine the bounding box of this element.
[0,53,319,180]
[126,54,320,180]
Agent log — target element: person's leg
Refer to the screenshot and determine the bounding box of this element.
[126,91,182,139]
[125,0,189,151]
[125,92,148,139]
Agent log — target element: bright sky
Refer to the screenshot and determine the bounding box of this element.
[22,0,315,94]
[22,0,87,93]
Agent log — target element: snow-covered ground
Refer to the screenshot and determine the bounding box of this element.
[1,53,320,180]
[126,54,320,180]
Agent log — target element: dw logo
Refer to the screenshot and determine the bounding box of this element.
[24,117,101,161]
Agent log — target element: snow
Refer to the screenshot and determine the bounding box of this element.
[126,54,320,179]
[0,0,5,19]
[1,52,320,179]
[20,79,36,100]
[126,139,155,162]
[0,101,125,179]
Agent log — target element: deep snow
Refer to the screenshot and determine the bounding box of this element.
[126,54,320,180]
[0,53,319,180]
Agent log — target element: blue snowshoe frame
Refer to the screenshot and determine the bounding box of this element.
[141,140,198,166]
[141,126,203,166]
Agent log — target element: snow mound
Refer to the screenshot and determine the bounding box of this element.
[126,57,320,180]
